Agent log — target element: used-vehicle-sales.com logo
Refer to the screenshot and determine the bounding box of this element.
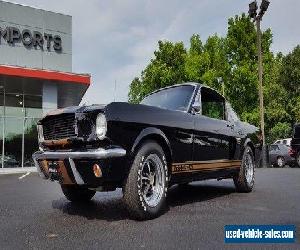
[0,26,62,52]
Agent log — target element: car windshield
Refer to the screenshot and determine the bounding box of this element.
[270,145,278,151]
[140,85,195,112]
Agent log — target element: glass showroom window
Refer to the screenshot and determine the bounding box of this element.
[24,118,39,167]
[4,117,23,168]
[0,86,42,168]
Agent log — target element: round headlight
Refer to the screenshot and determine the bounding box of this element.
[96,113,107,139]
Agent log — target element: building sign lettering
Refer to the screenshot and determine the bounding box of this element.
[0,26,62,52]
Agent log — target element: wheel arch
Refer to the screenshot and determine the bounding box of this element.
[130,127,173,172]
[243,138,256,158]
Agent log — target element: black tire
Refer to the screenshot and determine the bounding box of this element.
[276,156,285,168]
[233,146,255,193]
[123,140,168,220]
[61,185,96,202]
[297,152,300,168]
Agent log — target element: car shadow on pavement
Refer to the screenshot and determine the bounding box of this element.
[167,182,236,207]
[51,182,236,221]
[51,190,129,222]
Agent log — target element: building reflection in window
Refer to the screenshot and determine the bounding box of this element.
[4,117,22,168]
[0,85,42,168]
[24,118,39,167]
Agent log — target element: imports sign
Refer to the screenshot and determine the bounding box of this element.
[0,26,62,52]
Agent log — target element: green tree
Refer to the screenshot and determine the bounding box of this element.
[225,13,273,126]
[128,13,295,143]
[268,122,292,143]
[128,40,187,103]
[128,77,143,104]
[279,45,300,123]
[264,53,292,142]
[185,34,229,92]
[184,34,207,83]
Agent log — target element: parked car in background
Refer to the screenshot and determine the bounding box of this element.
[0,155,20,168]
[33,83,260,220]
[274,138,292,147]
[291,124,300,167]
[269,144,295,167]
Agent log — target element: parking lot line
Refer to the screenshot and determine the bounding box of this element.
[18,172,31,180]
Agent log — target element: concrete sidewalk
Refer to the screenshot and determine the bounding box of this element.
[0,167,37,175]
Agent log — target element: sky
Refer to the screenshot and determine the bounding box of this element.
[6,0,300,104]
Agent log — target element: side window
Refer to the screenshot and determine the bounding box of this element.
[201,87,225,120]
[226,102,240,122]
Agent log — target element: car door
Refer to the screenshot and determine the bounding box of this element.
[192,87,235,161]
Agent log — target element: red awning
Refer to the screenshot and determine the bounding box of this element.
[0,64,90,85]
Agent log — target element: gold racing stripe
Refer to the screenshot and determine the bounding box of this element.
[172,159,241,174]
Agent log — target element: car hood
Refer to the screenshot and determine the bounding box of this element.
[43,102,168,119]
[44,104,107,117]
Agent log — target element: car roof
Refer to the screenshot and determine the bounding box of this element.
[147,82,198,95]
[270,144,289,148]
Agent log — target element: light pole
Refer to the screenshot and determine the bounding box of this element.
[249,0,270,167]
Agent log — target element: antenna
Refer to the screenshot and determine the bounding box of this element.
[114,79,117,102]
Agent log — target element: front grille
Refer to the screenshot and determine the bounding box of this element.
[42,114,76,140]
[77,116,93,139]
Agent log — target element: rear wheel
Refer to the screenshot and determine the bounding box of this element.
[233,146,255,192]
[61,185,96,202]
[276,156,285,168]
[297,152,300,168]
[123,141,168,220]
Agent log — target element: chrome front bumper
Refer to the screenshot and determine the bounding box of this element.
[32,148,126,184]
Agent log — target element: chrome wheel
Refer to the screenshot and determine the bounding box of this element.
[244,149,254,184]
[234,146,255,193]
[277,157,285,167]
[140,154,165,208]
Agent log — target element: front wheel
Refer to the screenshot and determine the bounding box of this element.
[233,146,255,192]
[123,140,168,220]
[61,185,96,202]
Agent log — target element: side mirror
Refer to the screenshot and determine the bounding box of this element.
[192,102,201,113]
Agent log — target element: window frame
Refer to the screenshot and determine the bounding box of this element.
[197,86,226,121]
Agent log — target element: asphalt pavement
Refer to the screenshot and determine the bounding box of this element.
[0,168,299,250]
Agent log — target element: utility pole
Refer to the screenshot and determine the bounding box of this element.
[249,0,270,167]
[256,17,265,153]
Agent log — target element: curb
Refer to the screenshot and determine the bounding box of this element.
[0,167,37,175]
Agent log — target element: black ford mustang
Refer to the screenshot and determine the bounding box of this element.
[33,83,259,220]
